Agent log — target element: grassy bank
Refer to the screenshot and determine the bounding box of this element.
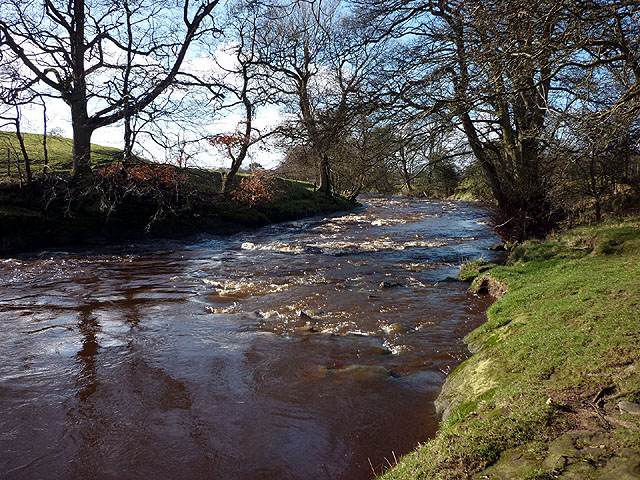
[0,132,354,253]
[0,131,124,179]
[380,218,640,479]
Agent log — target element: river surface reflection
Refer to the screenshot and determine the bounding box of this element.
[0,196,500,480]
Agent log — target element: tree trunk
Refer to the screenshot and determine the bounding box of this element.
[221,138,250,195]
[594,197,602,222]
[221,171,232,195]
[70,0,93,185]
[221,157,245,195]
[14,117,31,185]
[14,148,22,187]
[72,121,94,185]
[122,113,136,172]
[319,152,331,196]
[42,102,49,172]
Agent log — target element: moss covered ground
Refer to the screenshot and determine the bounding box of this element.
[380,217,640,479]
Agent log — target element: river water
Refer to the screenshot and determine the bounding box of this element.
[0,196,500,480]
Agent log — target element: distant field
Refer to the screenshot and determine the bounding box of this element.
[0,131,126,180]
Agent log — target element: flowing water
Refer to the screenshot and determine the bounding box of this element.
[0,196,501,480]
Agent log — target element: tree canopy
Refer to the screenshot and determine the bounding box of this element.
[1,0,638,239]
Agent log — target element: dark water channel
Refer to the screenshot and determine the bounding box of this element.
[0,196,501,480]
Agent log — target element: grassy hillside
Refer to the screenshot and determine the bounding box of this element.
[0,131,123,180]
[380,218,640,479]
[0,130,320,198]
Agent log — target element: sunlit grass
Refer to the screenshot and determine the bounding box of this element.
[0,131,124,180]
[380,217,640,479]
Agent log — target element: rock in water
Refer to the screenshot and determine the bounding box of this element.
[330,365,391,380]
[299,310,314,320]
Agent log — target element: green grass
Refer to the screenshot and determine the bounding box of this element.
[458,259,498,282]
[0,131,124,179]
[379,217,640,479]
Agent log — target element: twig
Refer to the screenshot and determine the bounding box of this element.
[495,217,513,229]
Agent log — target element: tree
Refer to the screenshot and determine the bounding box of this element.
[372,0,572,238]
[0,61,38,185]
[209,0,274,194]
[330,115,397,200]
[0,0,222,184]
[254,0,386,197]
[359,0,640,238]
[0,105,31,185]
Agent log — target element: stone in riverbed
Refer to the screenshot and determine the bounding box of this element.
[379,281,403,289]
[329,364,391,380]
[618,400,640,415]
[381,323,404,333]
[299,310,314,320]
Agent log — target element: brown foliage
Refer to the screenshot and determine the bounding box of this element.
[97,164,186,189]
[230,170,275,208]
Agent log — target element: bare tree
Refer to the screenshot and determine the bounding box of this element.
[329,114,397,200]
[0,105,31,185]
[254,0,386,197]
[208,0,276,194]
[359,1,577,238]
[0,63,37,185]
[358,0,640,237]
[0,0,222,185]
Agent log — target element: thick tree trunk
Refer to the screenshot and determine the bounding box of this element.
[72,120,94,184]
[318,152,331,196]
[70,0,93,185]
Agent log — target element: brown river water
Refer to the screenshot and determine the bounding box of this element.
[0,196,501,480]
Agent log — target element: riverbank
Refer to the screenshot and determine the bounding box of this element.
[0,131,355,254]
[0,168,353,254]
[380,217,640,479]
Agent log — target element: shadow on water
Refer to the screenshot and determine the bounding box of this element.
[66,298,201,480]
[75,306,101,401]
[0,196,502,480]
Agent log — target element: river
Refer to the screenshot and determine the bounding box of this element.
[0,196,501,480]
